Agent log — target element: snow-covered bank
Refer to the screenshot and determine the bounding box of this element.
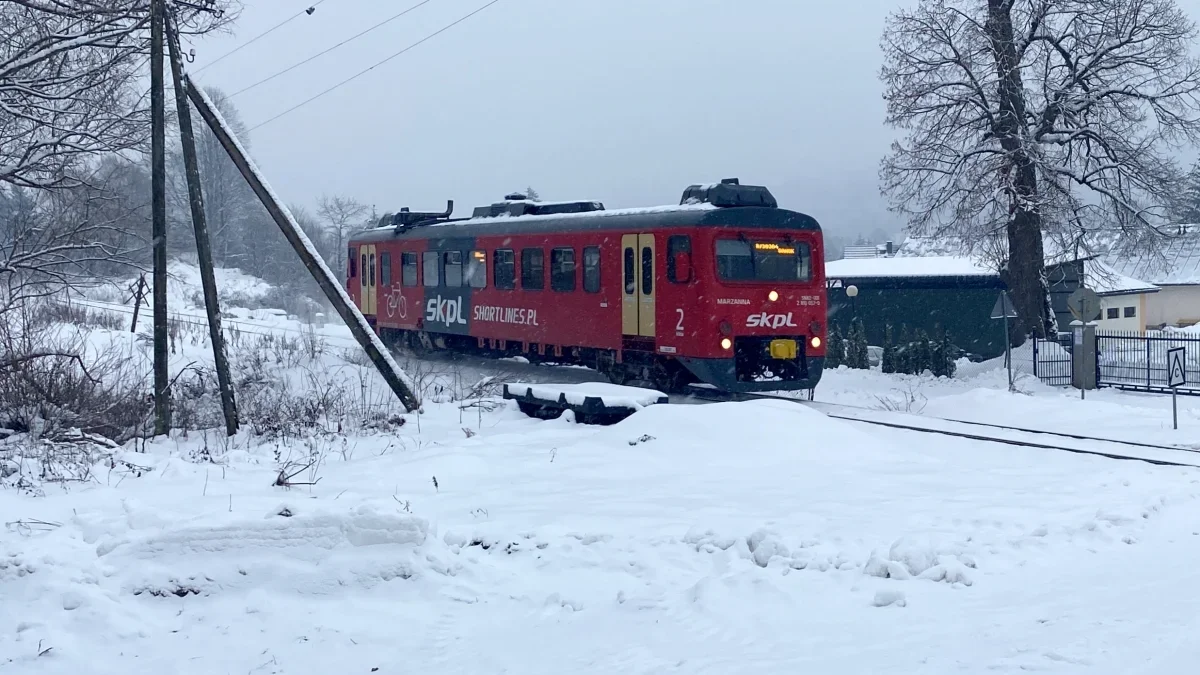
[9,261,1200,672]
[4,393,1200,673]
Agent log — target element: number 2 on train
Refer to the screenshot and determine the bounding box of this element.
[676,308,684,336]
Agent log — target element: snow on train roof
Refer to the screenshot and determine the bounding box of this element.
[371,201,720,231]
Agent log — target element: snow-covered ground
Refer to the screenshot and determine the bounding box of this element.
[6,263,1200,673]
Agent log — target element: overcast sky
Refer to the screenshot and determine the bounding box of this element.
[184,0,1200,239]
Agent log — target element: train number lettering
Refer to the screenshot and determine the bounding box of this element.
[425,295,468,326]
[746,312,797,329]
[675,308,684,332]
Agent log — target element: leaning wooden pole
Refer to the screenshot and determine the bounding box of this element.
[150,0,171,435]
[165,14,239,436]
[183,81,422,412]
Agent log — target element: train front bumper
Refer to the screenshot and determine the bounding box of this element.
[676,355,826,393]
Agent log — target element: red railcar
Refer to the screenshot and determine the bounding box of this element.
[345,179,827,393]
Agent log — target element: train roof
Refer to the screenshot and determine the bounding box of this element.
[349,202,823,245]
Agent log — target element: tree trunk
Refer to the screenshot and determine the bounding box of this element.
[987,0,1054,337]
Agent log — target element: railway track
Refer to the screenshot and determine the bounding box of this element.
[66,297,1200,468]
[679,389,1200,469]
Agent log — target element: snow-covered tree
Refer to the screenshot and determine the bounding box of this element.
[880,0,1200,337]
[1172,161,1200,225]
[1,0,237,190]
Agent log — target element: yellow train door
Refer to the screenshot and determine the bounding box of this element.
[359,247,369,313]
[637,234,655,337]
[621,234,656,338]
[366,244,377,315]
[621,235,638,335]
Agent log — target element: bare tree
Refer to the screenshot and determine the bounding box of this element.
[317,195,368,279]
[880,0,1200,336]
[0,174,144,317]
[0,1,238,191]
[167,85,258,265]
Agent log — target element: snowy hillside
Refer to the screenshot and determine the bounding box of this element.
[5,263,1200,673]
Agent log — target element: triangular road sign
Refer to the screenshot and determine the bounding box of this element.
[991,291,1018,320]
[1169,347,1187,388]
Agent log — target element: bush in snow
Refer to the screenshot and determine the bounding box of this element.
[895,324,912,373]
[930,330,958,379]
[881,324,897,374]
[826,324,846,368]
[844,320,870,370]
[0,303,150,444]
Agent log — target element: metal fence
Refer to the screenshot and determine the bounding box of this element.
[1096,330,1200,394]
[1032,333,1075,386]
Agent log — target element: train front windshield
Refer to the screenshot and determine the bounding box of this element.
[716,239,813,282]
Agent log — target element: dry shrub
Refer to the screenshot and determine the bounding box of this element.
[0,303,150,443]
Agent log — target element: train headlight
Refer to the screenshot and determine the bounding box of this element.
[811,336,822,349]
[768,290,779,302]
[720,337,733,350]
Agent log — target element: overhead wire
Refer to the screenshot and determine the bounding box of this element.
[230,0,435,98]
[193,0,333,74]
[247,0,502,132]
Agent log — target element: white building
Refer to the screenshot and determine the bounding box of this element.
[1084,259,1158,331]
[1104,230,1200,329]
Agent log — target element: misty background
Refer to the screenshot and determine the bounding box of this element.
[182,0,916,256]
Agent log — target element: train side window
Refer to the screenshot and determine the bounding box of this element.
[380,252,391,286]
[796,242,813,281]
[467,250,487,288]
[369,252,376,287]
[667,235,692,283]
[583,246,601,293]
[422,251,439,287]
[521,248,544,290]
[348,248,357,278]
[444,251,463,288]
[361,253,368,287]
[401,252,418,286]
[494,249,515,290]
[716,239,754,279]
[623,247,635,294]
[551,247,576,292]
[640,246,653,295]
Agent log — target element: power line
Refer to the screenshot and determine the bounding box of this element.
[230,0,435,99]
[194,0,333,74]
[247,0,502,132]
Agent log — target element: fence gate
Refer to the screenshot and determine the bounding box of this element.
[1096,331,1200,395]
[1032,333,1074,386]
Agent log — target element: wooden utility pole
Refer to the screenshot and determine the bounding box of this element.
[128,274,147,333]
[183,82,422,412]
[150,0,171,435]
[165,11,239,436]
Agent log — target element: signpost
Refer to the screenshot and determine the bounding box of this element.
[1067,287,1103,323]
[1066,287,1101,399]
[990,290,1018,391]
[1168,347,1186,430]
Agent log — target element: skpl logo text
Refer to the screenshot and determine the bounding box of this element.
[745,312,797,329]
[425,295,468,326]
